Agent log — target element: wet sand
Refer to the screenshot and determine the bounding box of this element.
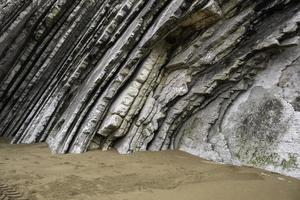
[0,138,299,200]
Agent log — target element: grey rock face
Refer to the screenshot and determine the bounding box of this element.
[0,0,299,178]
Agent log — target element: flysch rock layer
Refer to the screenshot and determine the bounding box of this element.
[0,0,299,178]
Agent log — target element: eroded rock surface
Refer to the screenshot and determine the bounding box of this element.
[0,0,299,178]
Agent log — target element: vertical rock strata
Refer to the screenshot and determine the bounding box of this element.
[0,0,300,178]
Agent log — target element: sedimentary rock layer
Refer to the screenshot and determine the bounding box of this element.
[0,0,299,178]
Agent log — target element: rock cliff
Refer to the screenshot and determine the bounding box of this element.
[0,0,299,178]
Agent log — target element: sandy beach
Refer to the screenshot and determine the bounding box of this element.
[0,138,299,200]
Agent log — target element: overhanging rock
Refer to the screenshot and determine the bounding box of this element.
[0,0,300,178]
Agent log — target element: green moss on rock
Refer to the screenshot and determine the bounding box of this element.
[281,154,298,170]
